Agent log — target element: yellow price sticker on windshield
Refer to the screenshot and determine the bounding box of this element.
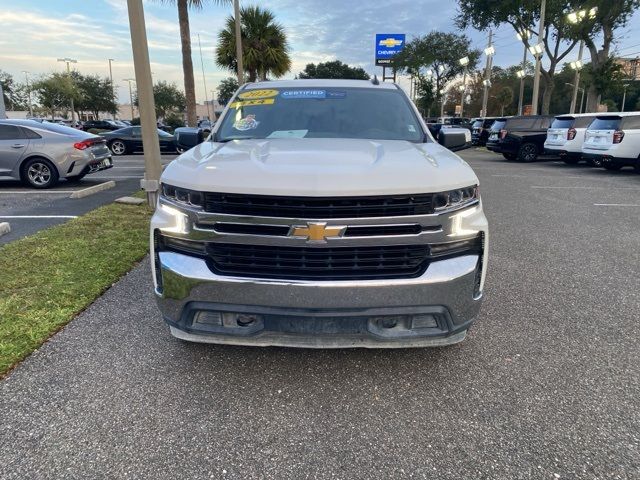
[229,98,275,108]
[238,89,279,100]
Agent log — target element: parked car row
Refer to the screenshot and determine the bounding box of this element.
[475,112,640,171]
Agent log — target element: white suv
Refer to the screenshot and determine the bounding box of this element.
[544,113,596,165]
[582,112,640,171]
[150,79,488,348]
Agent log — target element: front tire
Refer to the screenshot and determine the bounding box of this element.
[21,157,59,189]
[109,140,128,156]
[517,143,538,162]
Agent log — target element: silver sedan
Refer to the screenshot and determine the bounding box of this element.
[0,119,113,188]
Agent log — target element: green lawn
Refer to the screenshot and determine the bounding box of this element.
[0,200,152,376]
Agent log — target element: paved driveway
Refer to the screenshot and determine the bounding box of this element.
[1,150,639,479]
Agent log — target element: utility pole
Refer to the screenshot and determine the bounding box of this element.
[108,59,116,119]
[233,0,244,84]
[530,0,546,115]
[0,83,6,119]
[22,71,33,117]
[198,34,211,120]
[458,56,470,117]
[569,41,584,114]
[622,84,629,112]
[481,30,494,118]
[123,78,136,120]
[126,0,162,207]
[57,58,77,123]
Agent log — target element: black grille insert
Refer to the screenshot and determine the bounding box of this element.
[203,193,435,218]
[206,243,431,280]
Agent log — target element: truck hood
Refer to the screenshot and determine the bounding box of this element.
[161,138,478,196]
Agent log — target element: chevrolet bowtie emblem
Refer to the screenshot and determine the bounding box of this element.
[290,222,346,242]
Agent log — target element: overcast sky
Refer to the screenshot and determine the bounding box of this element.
[1,0,640,103]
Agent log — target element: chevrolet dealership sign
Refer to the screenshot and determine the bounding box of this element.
[375,33,405,66]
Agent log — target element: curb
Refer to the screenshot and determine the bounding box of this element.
[0,222,10,237]
[70,181,116,199]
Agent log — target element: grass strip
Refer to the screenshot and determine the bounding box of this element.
[0,201,152,376]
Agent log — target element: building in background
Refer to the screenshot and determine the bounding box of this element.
[616,57,640,80]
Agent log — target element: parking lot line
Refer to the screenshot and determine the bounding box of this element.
[593,203,640,207]
[0,190,75,194]
[532,185,640,190]
[0,215,78,219]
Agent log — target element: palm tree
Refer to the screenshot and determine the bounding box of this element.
[216,6,291,82]
[159,0,229,126]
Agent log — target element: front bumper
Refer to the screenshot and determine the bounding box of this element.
[151,201,488,348]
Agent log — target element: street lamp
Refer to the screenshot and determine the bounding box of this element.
[123,78,136,120]
[566,7,596,113]
[481,30,495,117]
[531,0,547,116]
[458,56,469,117]
[108,59,116,119]
[515,30,529,115]
[528,43,544,56]
[565,82,586,113]
[21,71,32,117]
[57,57,77,123]
[622,84,630,112]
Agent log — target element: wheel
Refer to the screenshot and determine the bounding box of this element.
[176,145,186,154]
[502,153,516,160]
[603,164,623,171]
[563,157,579,165]
[21,157,59,189]
[587,157,603,168]
[517,143,538,162]
[109,139,127,156]
[66,172,87,182]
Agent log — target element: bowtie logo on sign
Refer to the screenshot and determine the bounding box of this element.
[375,33,406,67]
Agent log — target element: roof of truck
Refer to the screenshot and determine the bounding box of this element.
[241,79,397,90]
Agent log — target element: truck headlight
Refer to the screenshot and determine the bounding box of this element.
[161,183,203,208]
[433,186,478,212]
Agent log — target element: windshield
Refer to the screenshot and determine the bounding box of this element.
[589,117,621,130]
[472,120,483,129]
[216,87,424,142]
[551,118,574,129]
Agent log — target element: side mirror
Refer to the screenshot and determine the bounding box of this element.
[438,127,472,152]
[174,127,205,151]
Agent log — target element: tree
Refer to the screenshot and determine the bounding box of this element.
[566,0,640,111]
[216,77,239,105]
[393,31,481,115]
[216,5,291,82]
[496,86,514,115]
[0,70,28,111]
[298,60,369,80]
[32,73,77,119]
[456,0,580,114]
[158,0,230,126]
[72,73,118,119]
[135,81,186,119]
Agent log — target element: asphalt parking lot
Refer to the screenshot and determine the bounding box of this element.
[1,149,639,479]
[0,154,177,244]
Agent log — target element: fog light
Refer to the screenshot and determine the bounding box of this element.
[237,314,260,327]
[373,316,400,329]
[194,311,223,326]
[411,314,438,329]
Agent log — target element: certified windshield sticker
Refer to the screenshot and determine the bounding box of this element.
[229,98,275,108]
[237,89,279,100]
[281,90,326,99]
[233,115,259,131]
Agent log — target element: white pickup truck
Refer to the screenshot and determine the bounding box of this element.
[150,79,488,348]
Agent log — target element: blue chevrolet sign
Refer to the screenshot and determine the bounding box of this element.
[375,33,405,66]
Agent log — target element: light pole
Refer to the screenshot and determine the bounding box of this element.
[22,71,32,117]
[481,31,495,118]
[567,7,596,113]
[565,83,585,113]
[458,56,469,117]
[622,84,630,112]
[123,78,136,120]
[126,0,162,207]
[197,34,211,121]
[57,57,77,123]
[516,30,529,116]
[108,58,116,119]
[530,0,546,115]
[233,0,244,84]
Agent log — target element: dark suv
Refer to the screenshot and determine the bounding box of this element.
[82,120,121,132]
[486,115,554,162]
[471,117,497,146]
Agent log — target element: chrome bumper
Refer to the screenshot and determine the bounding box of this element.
[155,251,483,348]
